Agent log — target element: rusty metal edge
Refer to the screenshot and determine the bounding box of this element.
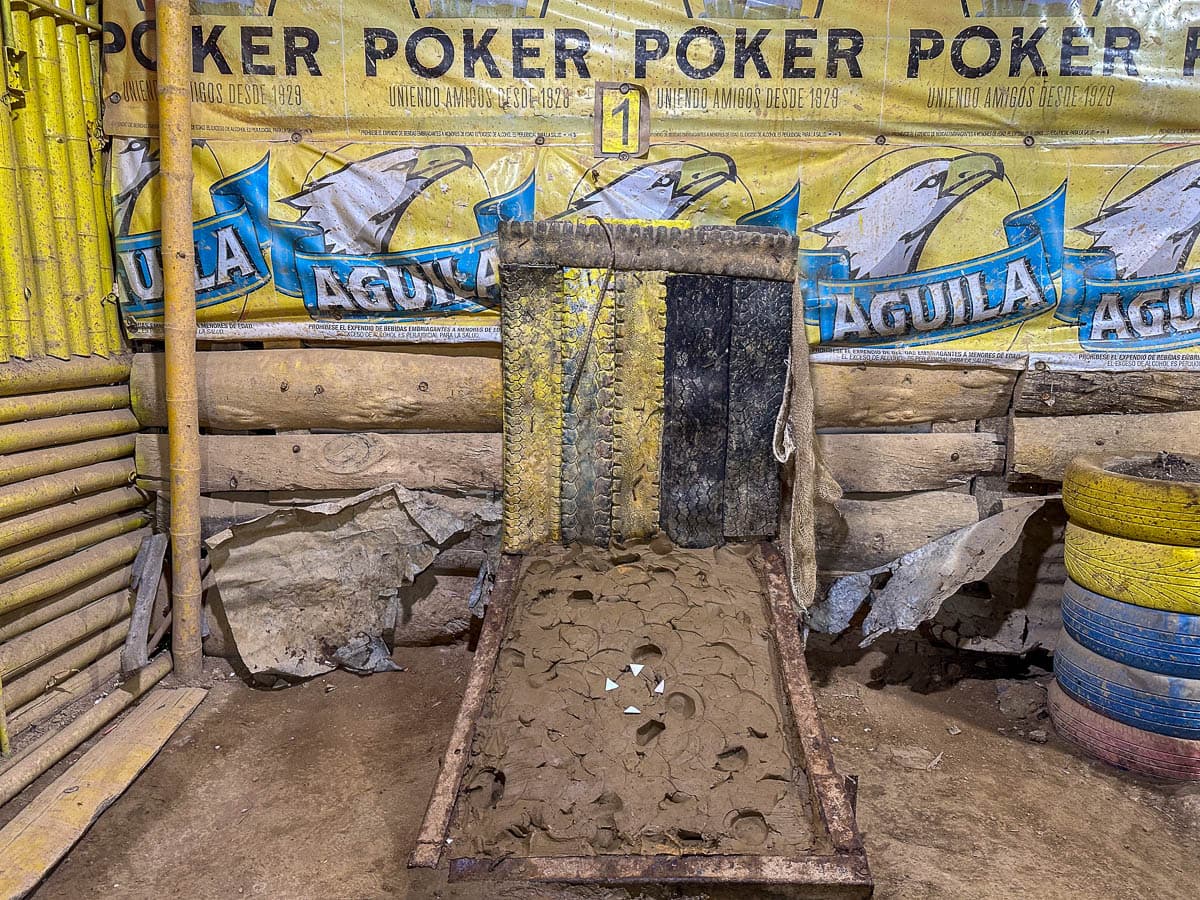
[448,853,872,893]
[756,542,871,875]
[407,553,524,869]
[498,222,798,281]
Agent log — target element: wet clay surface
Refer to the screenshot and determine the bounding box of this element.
[1112,452,1200,483]
[451,540,815,858]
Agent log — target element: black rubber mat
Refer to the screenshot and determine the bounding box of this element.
[661,274,732,547]
[724,278,790,539]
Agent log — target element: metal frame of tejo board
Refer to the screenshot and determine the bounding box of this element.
[411,222,872,894]
[410,545,872,896]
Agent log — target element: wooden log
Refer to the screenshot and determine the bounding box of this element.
[1015,367,1200,417]
[0,589,133,678]
[130,350,503,432]
[816,491,980,572]
[818,432,1005,493]
[0,408,138,455]
[1010,411,1200,482]
[1,618,132,710]
[0,384,130,424]
[130,352,1022,433]
[812,365,1016,428]
[0,434,136,487]
[0,354,130,397]
[135,432,502,494]
[4,649,122,737]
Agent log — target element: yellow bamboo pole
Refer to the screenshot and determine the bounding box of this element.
[0,352,128,395]
[9,5,69,359]
[55,7,105,355]
[0,383,129,424]
[73,0,115,350]
[0,528,146,617]
[0,673,9,756]
[0,408,137,454]
[0,488,146,555]
[4,647,120,738]
[0,617,130,710]
[29,8,88,356]
[0,84,28,361]
[0,588,132,678]
[0,434,134,486]
[0,563,131,641]
[0,458,135,520]
[0,509,149,582]
[158,0,202,684]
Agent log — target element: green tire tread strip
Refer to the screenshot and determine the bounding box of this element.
[560,267,615,547]
[1065,522,1200,615]
[612,270,667,543]
[501,264,563,553]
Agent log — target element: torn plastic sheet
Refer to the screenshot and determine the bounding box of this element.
[205,484,471,678]
[807,498,1051,647]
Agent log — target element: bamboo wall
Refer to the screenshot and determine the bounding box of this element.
[0,0,116,363]
[0,0,141,756]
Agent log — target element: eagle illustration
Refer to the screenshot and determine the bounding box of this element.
[811,153,1004,280]
[1078,158,1200,280]
[560,151,736,221]
[114,138,161,237]
[283,145,472,255]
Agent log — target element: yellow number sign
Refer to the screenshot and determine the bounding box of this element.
[594,82,649,159]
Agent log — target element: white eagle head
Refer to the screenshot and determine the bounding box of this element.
[1078,158,1200,279]
[283,145,472,254]
[562,151,736,221]
[114,138,161,236]
[812,152,1004,279]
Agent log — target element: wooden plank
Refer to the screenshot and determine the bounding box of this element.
[1010,411,1200,482]
[724,279,789,539]
[812,365,1017,428]
[816,491,980,572]
[662,274,731,548]
[818,432,1005,493]
[130,349,502,432]
[0,687,205,899]
[1015,367,1200,417]
[135,433,501,494]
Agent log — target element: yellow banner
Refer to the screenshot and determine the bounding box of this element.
[105,0,1200,360]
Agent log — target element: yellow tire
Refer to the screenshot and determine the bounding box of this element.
[1063,454,1200,547]
[1065,522,1200,615]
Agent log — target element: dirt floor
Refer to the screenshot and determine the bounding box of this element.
[20,641,1199,900]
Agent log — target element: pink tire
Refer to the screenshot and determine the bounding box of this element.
[1048,681,1200,781]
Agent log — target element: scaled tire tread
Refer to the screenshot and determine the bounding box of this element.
[1054,630,1200,740]
[1063,454,1200,547]
[1061,578,1200,679]
[1064,522,1200,615]
[1048,681,1200,781]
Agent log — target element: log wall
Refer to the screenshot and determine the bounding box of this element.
[127,345,1200,652]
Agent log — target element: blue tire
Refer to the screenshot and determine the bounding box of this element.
[1061,578,1200,679]
[1055,631,1200,741]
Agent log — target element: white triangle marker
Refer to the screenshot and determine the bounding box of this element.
[654,679,665,694]
[624,706,640,715]
[605,678,619,691]
[629,663,645,677]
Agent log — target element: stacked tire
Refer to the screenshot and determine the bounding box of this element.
[1051,453,1200,781]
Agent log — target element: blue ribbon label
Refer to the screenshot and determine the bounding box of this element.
[1061,156,1200,352]
[799,151,1064,348]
